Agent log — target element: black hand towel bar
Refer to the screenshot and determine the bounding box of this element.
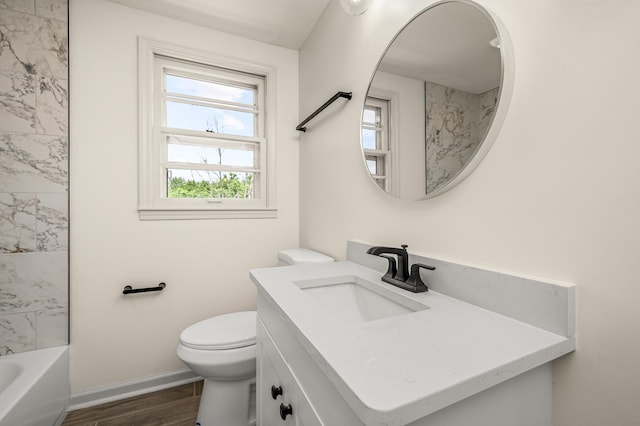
[123,282,166,294]
[296,91,352,132]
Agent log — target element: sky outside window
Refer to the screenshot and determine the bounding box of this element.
[166,74,255,105]
[362,107,379,150]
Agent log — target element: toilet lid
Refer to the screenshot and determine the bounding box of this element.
[179,311,256,350]
[278,248,334,265]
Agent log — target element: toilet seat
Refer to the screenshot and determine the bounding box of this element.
[179,311,256,350]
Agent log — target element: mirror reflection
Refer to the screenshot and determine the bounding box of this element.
[362,1,503,199]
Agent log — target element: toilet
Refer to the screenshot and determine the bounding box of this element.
[176,248,334,426]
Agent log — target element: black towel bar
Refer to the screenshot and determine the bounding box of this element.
[296,91,352,132]
[123,282,166,294]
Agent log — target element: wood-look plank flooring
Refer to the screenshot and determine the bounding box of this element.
[62,381,203,426]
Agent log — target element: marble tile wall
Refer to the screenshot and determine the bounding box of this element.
[0,0,68,355]
[425,81,499,193]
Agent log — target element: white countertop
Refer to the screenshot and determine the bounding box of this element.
[250,261,575,425]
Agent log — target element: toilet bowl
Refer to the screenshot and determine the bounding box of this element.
[177,311,257,426]
[176,248,333,426]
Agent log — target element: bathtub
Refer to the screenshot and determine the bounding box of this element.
[0,346,69,426]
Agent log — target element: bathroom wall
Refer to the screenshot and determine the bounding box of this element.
[425,82,498,193]
[299,0,640,424]
[69,0,299,393]
[0,0,69,355]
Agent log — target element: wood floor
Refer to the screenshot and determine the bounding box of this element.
[62,381,203,426]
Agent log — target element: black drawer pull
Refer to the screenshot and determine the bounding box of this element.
[271,385,283,400]
[123,282,166,294]
[279,403,293,420]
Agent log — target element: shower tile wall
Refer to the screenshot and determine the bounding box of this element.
[0,0,68,355]
[425,82,498,193]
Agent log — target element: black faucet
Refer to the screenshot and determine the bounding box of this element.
[366,245,436,293]
[367,244,411,281]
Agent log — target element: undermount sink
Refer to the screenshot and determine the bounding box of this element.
[294,275,429,323]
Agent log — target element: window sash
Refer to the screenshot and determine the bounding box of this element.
[160,131,266,200]
[157,58,264,139]
[161,128,263,170]
[364,98,389,150]
[363,97,391,191]
[153,128,267,206]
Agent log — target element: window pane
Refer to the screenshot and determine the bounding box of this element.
[362,129,378,150]
[167,169,255,199]
[365,154,385,176]
[363,108,377,125]
[168,142,255,168]
[166,74,254,105]
[366,159,377,175]
[166,101,255,137]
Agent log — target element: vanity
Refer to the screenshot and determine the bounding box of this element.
[253,0,574,423]
[251,242,575,425]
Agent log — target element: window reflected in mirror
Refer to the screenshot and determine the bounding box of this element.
[362,97,391,191]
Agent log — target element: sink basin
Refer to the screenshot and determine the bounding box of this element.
[294,275,428,323]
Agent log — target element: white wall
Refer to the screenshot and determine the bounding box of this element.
[69,0,299,392]
[299,0,640,424]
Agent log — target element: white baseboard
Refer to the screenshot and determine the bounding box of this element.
[68,369,201,411]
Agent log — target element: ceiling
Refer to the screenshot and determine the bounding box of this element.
[106,0,331,50]
[107,0,500,93]
[378,2,501,94]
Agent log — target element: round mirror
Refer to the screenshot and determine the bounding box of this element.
[361,1,512,199]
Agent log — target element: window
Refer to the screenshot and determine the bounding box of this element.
[362,97,391,191]
[138,38,276,219]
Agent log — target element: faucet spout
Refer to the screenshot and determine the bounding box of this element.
[367,245,436,293]
[366,244,409,282]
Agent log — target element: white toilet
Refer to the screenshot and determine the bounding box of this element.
[176,248,334,426]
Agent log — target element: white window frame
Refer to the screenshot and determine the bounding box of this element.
[138,37,277,220]
[363,94,396,193]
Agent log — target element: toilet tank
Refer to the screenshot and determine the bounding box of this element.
[277,248,334,266]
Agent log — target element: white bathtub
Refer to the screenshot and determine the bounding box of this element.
[0,346,69,426]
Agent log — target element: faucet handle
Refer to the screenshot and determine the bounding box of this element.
[406,263,436,292]
[378,254,398,281]
[412,263,435,271]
